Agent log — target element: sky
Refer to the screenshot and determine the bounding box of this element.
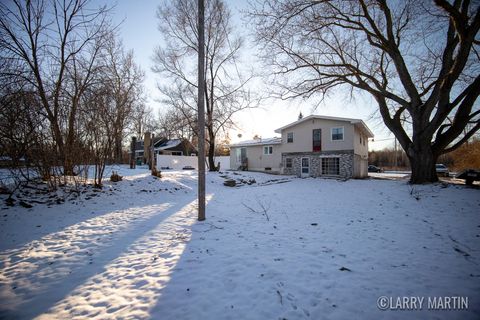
[110,0,396,151]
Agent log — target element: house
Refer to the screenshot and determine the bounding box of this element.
[229,115,374,179]
[131,132,197,164]
[229,137,283,172]
[154,138,197,156]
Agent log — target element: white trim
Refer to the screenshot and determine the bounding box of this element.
[301,157,310,177]
[263,145,273,155]
[321,157,340,176]
[331,126,344,141]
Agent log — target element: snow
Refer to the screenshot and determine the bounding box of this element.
[0,166,479,319]
[229,137,282,147]
[155,139,182,151]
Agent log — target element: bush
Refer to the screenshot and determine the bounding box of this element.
[110,171,123,182]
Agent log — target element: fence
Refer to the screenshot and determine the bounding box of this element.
[156,155,230,171]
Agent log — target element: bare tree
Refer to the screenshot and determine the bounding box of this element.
[132,104,157,139]
[0,0,112,174]
[102,37,145,163]
[153,0,255,170]
[249,0,480,183]
[0,87,37,168]
[82,85,116,188]
[157,108,195,141]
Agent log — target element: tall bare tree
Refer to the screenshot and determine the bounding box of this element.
[249,0,480,183]
[102,37,145,163]
[153,0,255,170]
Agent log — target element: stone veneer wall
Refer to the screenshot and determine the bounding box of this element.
[281,150,354,179]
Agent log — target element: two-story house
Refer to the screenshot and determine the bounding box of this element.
[229,115,373,179]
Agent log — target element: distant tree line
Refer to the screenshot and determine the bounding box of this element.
[0,0,147,188]
[370,137,480,171]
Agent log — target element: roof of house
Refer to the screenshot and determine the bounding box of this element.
[274,115,374,138]
[132,137,178,153]
[154,139,182,151]
[229,137,282,148]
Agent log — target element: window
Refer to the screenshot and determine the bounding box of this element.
[313,129,322,152]
[363,137,366,146]
[263,146,273,155]
[171,151,182,156]
[287,132,294,143]
[331,127,344,141]
[285,158,292,168]
[322,158,340,175]
[360,136,362,144]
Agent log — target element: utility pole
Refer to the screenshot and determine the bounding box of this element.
[197,0,206,221]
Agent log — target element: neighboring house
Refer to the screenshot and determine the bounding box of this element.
[131,132,197,164]
[229,115,374,179]
[154,138,197,156]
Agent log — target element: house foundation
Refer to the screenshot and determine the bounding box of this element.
[282,150,354,179]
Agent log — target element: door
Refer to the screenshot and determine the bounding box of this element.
[240,147,247,164]
[236,147,247,163]
[301,157,310,177]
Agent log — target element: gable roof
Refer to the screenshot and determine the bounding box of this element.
[229,137,282,148]
[152,137,167,147]
[274,115,374,138]
[154,139,182,151]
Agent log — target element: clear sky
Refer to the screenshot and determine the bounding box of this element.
[110,0,395,151]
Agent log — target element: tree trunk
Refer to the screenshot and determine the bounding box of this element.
[207,128,216,171]
[208,140,216,171]
[63,156,75,176]
[114,134,123,163]
[408,146,438,184]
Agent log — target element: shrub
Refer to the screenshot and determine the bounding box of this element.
[110,171,123,182]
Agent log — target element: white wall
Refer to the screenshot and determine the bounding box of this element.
[157,155,230,170]
[230,145,282,172]
[157,155,198,170]
[215,156,230,171]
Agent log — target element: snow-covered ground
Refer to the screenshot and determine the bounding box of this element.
[0,166,479,319]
